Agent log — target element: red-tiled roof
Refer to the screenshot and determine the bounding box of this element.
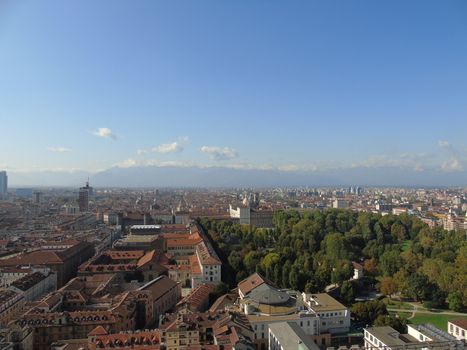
[450,319,467,329]
[238,273,267,296]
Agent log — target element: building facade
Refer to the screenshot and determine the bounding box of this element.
[448,319,467,341]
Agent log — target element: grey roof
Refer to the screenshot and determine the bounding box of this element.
[269,322,319,350]
[365,327,415,347]
[248,283,290,305]
[409,324,457,342]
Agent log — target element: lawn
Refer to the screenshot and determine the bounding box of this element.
[383,298,414,310]
[389,311,412,320]
[408,313,467,331]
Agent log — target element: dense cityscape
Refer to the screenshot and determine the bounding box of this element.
[0,171,465,350]
[1,1,467,349]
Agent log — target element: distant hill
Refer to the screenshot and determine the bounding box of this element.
[8,165,467,188]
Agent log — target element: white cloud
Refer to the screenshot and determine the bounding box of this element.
[114,158,197,169]
[441,158,463,172]
[152,137,188,154]
[145,159,196,168]
[352,153,432,172]
[115,158,139,168]
[438,140,465,172]
[93,127,117,140]
[137,149,149,155]
[200,146,238,160]
[47,147,71,153]
[438,140,450,149]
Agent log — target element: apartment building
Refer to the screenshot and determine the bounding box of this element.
[9,271,57,301]
[448,319,467,341]
[302,292,351,334]
[138,275,181,325]
[78,249,167,283]
[0,290,25,327]
[0,240,94,287]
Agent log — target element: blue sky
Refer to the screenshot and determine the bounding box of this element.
[0,0,466,175]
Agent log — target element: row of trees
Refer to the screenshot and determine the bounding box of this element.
[197,209,467,311]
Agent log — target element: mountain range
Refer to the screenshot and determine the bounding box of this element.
[7,165,467,188]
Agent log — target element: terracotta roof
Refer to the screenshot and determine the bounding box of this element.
[0,250,64,266]
[108,250,145,260]
[352,261,363,269]
[190,255,202,275]
[90,329,161,350]
[450,319,467,329]
[238,273,267,296]
[196,241,221,265]
[138,275,179,300]
[176,284,215,311]
[137,250,157,267]
[167,238,198,247]
[88,325,108,336]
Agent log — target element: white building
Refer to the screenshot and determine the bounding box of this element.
[269,322,320,350]
[364,324,460,350]
[229,205,274,228]
[9,271,57,301]
[194,241,221,286]
[352,262,364,280]
[448,320,467,341]
[302,293,351,334]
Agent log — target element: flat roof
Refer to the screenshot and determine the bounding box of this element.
[365,327,417,347]
[269,321,320,350]
[123,235,157,243]
[305,293,347,312]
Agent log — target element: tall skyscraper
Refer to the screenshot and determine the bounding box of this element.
[0,171,7,198]
[78,181,93,212]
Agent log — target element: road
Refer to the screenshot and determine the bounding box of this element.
[388,302,467,319]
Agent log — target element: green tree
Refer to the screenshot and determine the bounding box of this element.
[374,315,406,333]
[351,300,388,325]
[243,251,262,274]
[340,280,355,305]
[379,276,397,299]
[405,273,431,301]
[447,291,464,312]
[380,250,402,276]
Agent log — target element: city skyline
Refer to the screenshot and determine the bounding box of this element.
[1,1,467,186]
